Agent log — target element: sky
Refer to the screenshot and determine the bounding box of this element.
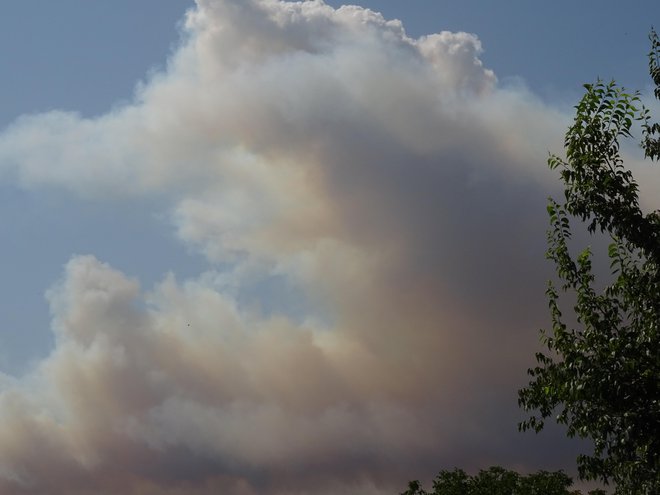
[0,1,658,494]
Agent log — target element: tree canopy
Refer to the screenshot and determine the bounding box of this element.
[400,466,604,495]
[518,30,660,494]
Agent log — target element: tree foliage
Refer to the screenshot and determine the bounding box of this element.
[518,30,660,494]
[400,466,600,495]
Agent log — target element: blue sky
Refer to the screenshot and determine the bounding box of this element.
[0,1,658,494]
[0,1,203,371]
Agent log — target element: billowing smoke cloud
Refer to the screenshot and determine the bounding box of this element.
[0,0,589,493]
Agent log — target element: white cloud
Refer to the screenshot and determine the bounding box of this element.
[0,0,590,493]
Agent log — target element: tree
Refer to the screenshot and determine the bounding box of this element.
[400,466,596,495]
[517,470,575,495]
[518,30,660,494]
[431,468,470,495]
[470,466,520,495]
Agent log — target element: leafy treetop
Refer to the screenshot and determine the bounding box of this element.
[518,29,660,494]
[400,466,605,495]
